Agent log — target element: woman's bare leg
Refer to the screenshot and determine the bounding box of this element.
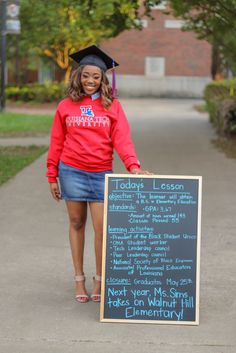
[65,201,88,298]
[89,202,104,297]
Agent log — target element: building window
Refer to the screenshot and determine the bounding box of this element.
[38,61,55,83]
[165,20,185,29]
[145,57,165,77]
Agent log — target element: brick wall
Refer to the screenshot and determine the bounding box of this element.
[101,10,211,77]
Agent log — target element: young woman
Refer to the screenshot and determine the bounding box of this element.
[46,45,149,303]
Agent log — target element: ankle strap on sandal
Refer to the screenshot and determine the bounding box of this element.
[74,275,85,282]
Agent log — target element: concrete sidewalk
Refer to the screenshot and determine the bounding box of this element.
[0,99,235,353]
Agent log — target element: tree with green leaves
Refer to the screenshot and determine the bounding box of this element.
[167,0,236,78]
[12,0,162,81]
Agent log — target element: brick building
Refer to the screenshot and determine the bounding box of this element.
[101,3,212,97]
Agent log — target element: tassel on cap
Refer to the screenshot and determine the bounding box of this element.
[112,60,116,98]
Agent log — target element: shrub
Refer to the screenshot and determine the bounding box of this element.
[6,81,67,103]
[6,86,21,100]
[204,78,236,135]
[217,99,236,134]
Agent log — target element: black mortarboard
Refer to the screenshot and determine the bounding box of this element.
[69,45,119,72]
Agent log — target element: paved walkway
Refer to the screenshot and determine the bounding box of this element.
[0,99,235,353]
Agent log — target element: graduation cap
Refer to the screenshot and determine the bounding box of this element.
[69,45,119,96]
[69,45,119,70]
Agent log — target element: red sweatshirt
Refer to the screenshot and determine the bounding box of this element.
[46,96,140,183]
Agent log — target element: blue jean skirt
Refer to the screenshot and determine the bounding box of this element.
[58,160,112,202]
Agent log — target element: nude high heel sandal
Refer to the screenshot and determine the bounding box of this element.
[91,275,102,303]
[74,275,89,303]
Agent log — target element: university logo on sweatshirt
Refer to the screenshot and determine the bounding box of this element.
[80,105,94,117]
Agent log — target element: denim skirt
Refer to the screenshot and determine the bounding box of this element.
[58,160,112,202]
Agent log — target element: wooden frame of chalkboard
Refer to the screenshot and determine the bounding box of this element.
[100,174,202,325]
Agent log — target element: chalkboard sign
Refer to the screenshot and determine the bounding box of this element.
[100,175,202,325]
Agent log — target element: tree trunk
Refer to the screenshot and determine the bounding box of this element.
[211,41,224,80]
[65,65,72,83]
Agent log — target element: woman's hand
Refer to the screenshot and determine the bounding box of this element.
[50,182,61,201]
[130,168,153,175]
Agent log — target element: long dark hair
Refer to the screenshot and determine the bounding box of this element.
[67,66,113,109]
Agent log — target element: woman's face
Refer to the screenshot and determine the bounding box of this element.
[81,65,102,95]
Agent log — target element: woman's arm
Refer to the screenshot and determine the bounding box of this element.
[46,109,66,183]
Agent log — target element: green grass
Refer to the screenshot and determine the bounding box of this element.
[0,145,48,186]
[0,112,53,137]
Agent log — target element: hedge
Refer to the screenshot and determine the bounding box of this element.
[204,78,236,135]
[6,81,67,103]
